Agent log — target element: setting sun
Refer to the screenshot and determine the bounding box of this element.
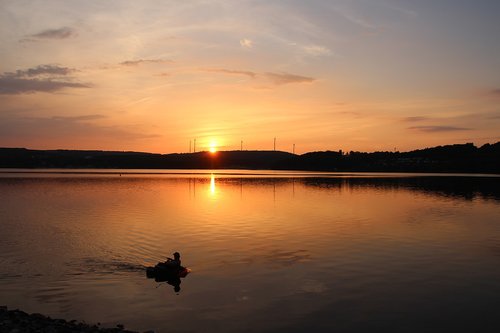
[208,140,218,153]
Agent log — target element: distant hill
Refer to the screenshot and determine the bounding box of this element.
[0,142,499,173]
[275,142,500,173]
[0,149,295,170]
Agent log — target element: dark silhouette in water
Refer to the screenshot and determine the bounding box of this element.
[168,276,181,293]
[166,252,181,267]
[146,252,190,293]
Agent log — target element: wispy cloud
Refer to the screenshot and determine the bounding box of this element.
[0,78,90,95]
[202,68,257,78]
[265,72,315,85]
[0,65,90,94]
[51,115,106,121]
[240,38,253,48]
[491,89,500,96]
[120,59,173,66]
[408,126,471,132]
[201,67,315,86]
[21,27,76,42]
[6,65,76,78]
[403,116,429,122]
[380,2,418,18]
[333,8,376,30]
[335,111,362,117]
[303,45,332,56]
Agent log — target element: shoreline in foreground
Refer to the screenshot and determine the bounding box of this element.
[0,306,150,333]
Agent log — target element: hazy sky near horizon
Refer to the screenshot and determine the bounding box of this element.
[1,0,499,153]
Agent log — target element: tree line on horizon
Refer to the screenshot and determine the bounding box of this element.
[0,142,499,173]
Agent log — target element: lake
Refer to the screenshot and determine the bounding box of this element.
[1,170,499,332]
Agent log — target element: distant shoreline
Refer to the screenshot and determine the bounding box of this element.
[1,142,499,174]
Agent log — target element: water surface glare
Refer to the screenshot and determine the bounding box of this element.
[1,171,499,332]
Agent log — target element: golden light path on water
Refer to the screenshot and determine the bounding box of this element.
[210,173,216,196]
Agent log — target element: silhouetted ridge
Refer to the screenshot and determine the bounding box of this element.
[0,142,498,173]
[275,142,499,173]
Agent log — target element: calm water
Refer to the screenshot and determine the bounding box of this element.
[1,170,500,332]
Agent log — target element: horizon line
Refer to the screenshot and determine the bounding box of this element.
[1,141,498,156]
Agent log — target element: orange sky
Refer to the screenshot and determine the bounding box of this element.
[1,1,499,153]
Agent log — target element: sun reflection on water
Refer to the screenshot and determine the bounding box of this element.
[209,174,216,196]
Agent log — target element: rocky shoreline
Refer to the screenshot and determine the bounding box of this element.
[0,306,153,333]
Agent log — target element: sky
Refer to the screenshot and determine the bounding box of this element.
[1,0,499,153]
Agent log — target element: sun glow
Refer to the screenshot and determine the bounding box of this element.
[209,140,218,153]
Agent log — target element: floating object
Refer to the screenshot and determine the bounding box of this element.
[146,262,190,282]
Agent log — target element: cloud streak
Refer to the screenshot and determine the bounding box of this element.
[21,27,76,42]
[0,78,90,95]
[402,116,429,122]
[51,115,106,121]
[120,59,173,66]
[0,65,90,94]
[202,68,257,78]
[200,68,316,86]
[303,45,332,56]
[408,126,471,133]
[6,65,76,78]
[265,72,315,85]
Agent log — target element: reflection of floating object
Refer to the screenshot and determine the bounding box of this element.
[146,263,190,282]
